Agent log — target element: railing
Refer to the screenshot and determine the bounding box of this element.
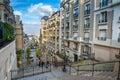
[74,0,79,8]
[11,64,52,80]
[73,37,78,40]
[99,19,107,23]
[84,23,90,29]
[98,37,106,41]
[69,61,120,80]
[83,37,89,43]
[84,10,90,16]
[73,25,78,31]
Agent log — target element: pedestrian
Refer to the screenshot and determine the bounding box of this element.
[41,61,44,67]
[46,61,49,68]
[39,59,42,66]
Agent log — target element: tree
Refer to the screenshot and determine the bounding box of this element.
[34,41,39,46]
[16,50,23,60]
[16,50,23,68]
[36,49,41,57]
[26,48,31,60]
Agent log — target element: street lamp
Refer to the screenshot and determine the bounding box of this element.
[62,44,67,72]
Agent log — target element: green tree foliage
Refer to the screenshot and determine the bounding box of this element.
[26,48,31,60]
[36,49,41,57]
[16,50,23,60]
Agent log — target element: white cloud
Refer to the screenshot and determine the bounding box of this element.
[23,22,40,25]
[28,3,57,18]
[14,10,22,16]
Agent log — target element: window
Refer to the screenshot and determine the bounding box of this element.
[74,8,78,17]
[98,30,106,41]
[84,32,89,41]
[85,4,90,15]
[99,11,107,23]
[100,0,108,7]
[84,18,90,28]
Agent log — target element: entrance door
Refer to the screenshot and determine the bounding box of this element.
[74,54,78,62]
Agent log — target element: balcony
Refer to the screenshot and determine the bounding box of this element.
[82,51,89,56]
[66,36,69,39]
[98,37,106,41]
[66,26,69,30]
[0,22,15,49]
[84,23,90,29]
[74,0,79,8]
[73,37,78,40]
[73,25,78,31]
[84,0,90,3]
[66,16,70,22]
[83,37,89,43]
[99,19,107,24]
[73,48,78,51]
[84,10,90,16]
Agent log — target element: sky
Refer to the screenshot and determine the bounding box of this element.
[10,0,60,35]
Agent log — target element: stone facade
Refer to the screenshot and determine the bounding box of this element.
[15,15,24,51]
[0,41,17,80]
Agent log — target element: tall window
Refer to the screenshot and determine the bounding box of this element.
[100,11,107,23]
[85,4,90,15]
[99,30,106,41]
[85,18,90,28]
[74,8,78,17]
[101,0,108,7]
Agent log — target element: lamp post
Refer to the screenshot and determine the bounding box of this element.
[62,44,67,72]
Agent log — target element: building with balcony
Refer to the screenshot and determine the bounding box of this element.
[60,0,94,62]
[0,0,17,80]
[15,15,24,51]
[40,11,60,55]
[40,16,48,44]
[60,0,120,62]
[93,0,120,61]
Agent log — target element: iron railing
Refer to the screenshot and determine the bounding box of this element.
[69,61,120,80]
[11,64,51,80]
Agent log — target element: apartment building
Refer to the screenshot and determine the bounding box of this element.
[93,0,120,61]
[60,0,93,61]
[40,16,49,44]
[60,0,120,61]
[0,0,17,80]
[15,15,24,51]
[40,11,60,55]
[47,11,60,54]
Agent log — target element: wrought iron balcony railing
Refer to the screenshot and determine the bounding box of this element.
[84,23,90,29]
[98,37,106,41]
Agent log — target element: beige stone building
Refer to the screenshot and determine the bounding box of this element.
[0,0,17,80]
[40,16,49,44]
[60,0,120,61]
[40,11,60,54]
[60,0,94,62]
[93,0,120,61]
[15,15,24,51]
